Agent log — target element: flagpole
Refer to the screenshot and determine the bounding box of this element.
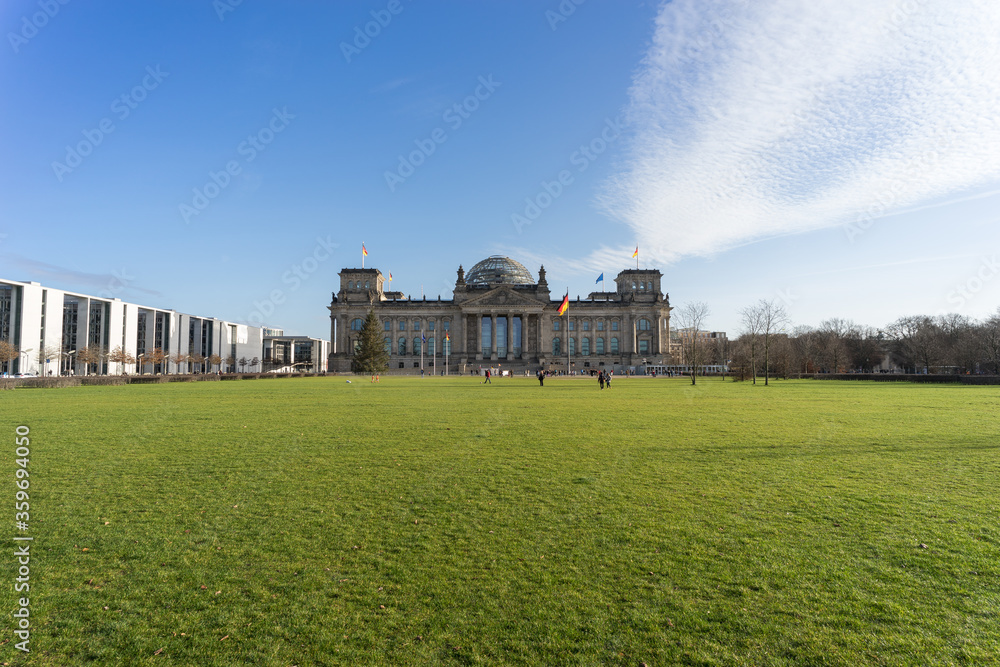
[362,242,365,269]
[566,287,571,376]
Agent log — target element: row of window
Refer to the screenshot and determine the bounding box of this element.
[631,281,655,291]
[553,318,652,332]
[350,318,453,332]
[371,337,452,355]
[551,337,650,355]
[346,281,371,290]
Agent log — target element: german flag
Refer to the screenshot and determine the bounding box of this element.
[557,293,569,316]
[632,246,638,258]
[362,243,368,257]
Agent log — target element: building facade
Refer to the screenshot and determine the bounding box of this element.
[328,256,672,373]
[1,278,267,375]
[263,335,330,373]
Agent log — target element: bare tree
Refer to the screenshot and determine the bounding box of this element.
[757,299,789,386]
[981,309,1000,374]
[108,346,136,375]
[35,345,60,376]
[888,316,941,373]
[76,346,102,376]
[225,354,237,373]
[208,353,222,374]
[145,347,167,374]
[677,301,711,385]
[816,318,851,372]
[189,353,206,373]
[172,351,188,375]
[739,304,764,384]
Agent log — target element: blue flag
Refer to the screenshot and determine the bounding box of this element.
[421,335,426,343]
[596,273,604,284]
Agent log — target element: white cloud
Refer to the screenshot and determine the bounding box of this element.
[598,0,1000,264]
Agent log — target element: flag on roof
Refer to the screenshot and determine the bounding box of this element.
[362,243,368,257]
[557,294,569,316]
[596,272,604,284]
[632,246,638,258]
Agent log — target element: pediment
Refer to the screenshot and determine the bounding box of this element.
[461,286,545,309]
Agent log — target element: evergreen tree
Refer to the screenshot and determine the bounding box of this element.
[352,309,389,374]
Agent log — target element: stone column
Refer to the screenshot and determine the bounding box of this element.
[476,313,483,361]
[507,314,514,360]
[490,313,498,360]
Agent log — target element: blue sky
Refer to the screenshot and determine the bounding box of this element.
[2,0,999,339]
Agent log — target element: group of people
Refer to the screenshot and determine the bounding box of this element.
[597,369,613,390]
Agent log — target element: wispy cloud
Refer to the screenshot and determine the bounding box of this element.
[596,0,1000,264]
[1,254,162,298]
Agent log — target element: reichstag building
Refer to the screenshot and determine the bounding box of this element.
[328,256,671,373]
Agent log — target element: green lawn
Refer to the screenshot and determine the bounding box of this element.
[2,377,999,666]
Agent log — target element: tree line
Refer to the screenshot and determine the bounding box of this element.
[682,304,1000,383]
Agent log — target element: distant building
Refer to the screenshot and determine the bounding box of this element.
[0,278,266,375]
[263,335,329,373]
[670,328,728,364]
[328,255,673,373]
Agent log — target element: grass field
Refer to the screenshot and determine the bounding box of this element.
[1,376,999,666]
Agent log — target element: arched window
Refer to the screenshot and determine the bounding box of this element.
[398,337,406,355]
[428,321,435,331]
[364,281,369,289]
[351,318,364,331]
[596,337,605,354]
[647,281,653,291]
[581,337,590,355]
[384,337,391,352]
[597,320,605,331]
[427,337,435,355]
[569,337,576,355]
[413,320,421,331]
[582,320,590,331]
[552,337,561,355]
[399,321,406,331]
[568,320,575,331]
[413,337,421,354]
[611,320,619,331]
[611,337,619,353]
[638,318,651,331]
[553,319,561,331]
[442,320,450,331]
[384,320,391,331]
[632,281,636,289]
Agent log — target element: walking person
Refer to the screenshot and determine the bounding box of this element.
[598,370,605,390]
[484,369,491,384]
[537,369,544,386]
[605,370,612,389]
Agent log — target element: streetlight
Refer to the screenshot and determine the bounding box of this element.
[20,348,33,376]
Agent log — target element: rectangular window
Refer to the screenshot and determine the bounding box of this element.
[414,321,421,331]
[428,321,435,331]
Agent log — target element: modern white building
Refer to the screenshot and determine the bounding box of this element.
[0,278,266,376]
[263,335,330,373]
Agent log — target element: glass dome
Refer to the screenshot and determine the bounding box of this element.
[466,255,535,285]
